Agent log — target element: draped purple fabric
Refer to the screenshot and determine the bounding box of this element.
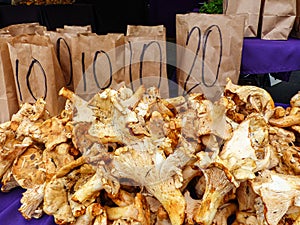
[241,38,300,75]
[0,186,55,225]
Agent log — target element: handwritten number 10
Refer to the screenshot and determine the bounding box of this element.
[81,50,113,92]
[183,25,222,95]
[129,40,163,91]
[15,58,48,101]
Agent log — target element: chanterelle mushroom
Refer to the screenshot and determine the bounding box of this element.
[213,202,238,225]
[214,114,271,185]
[111,139,193,225]
[193,166,235,225]
[71,165,120,204]
[106,193,150,224]
[251,170,300,225]
[1,167,19,192]
[236,181,258,213]
[224,79,275,120]
[12,145,46,219]
[43,157,95,224]
[290,91,300,107]
[73,203,104,225]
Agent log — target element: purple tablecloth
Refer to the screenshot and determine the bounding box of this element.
[241,38,300,75]
[0,186,55,225]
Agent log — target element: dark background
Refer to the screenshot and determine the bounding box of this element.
[0,0,205,38]
[75,0,202,37]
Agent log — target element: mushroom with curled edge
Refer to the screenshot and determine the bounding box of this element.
[12,145,46,219]
[1,167,19,192]
[224,79,275,121]
[251,170,300,225]
[290,91,300,107]
[43,157,95,224]
[105,193,150,224]
[43,143,76,182]
[269,113,300,128]
[193,166,235,225]
[39,116,69,151]
[269,92,300,128]
[0,135,32,182]
[212,202,238,225]
[212,114,271,186]
[12,99,50,141]
[0,99,48,180]
[73,203,106,225]
[43,175,77,224]
[111,143,193,225]
[183,191,201,224]
[71,166,120,204]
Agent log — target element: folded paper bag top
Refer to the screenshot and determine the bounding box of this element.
[261,0,296,40]
[224,0,262,38]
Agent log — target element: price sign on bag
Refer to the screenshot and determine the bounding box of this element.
[81,50,113,92]
[126,40,163,91]
[183,25,223,95]
[8,37,66,116]
[71,33,125,101]
[124,25,169,98]
[15,58,48,102]
[45,30,90,92]
[176,13,245,99]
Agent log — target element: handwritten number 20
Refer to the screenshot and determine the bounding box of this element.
[184,25,222,95]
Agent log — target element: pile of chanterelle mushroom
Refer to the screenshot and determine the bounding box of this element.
[1,79,300,225]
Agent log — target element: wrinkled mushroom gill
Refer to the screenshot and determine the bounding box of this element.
[248,115,268,160]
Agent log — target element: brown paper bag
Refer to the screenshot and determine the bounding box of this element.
[176,13,244,99]
[44,31,79,92]
[124,25,169,98]
[1,23,47,36]
[45,26,94,92]
[224,0,262,37]
[223,0,228,12]
[261,0,296,40]
[62,25,92,33]
[0,37,19,123]
[70,33,125,100]
[8,34,66,116]
[291,0,300,38]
